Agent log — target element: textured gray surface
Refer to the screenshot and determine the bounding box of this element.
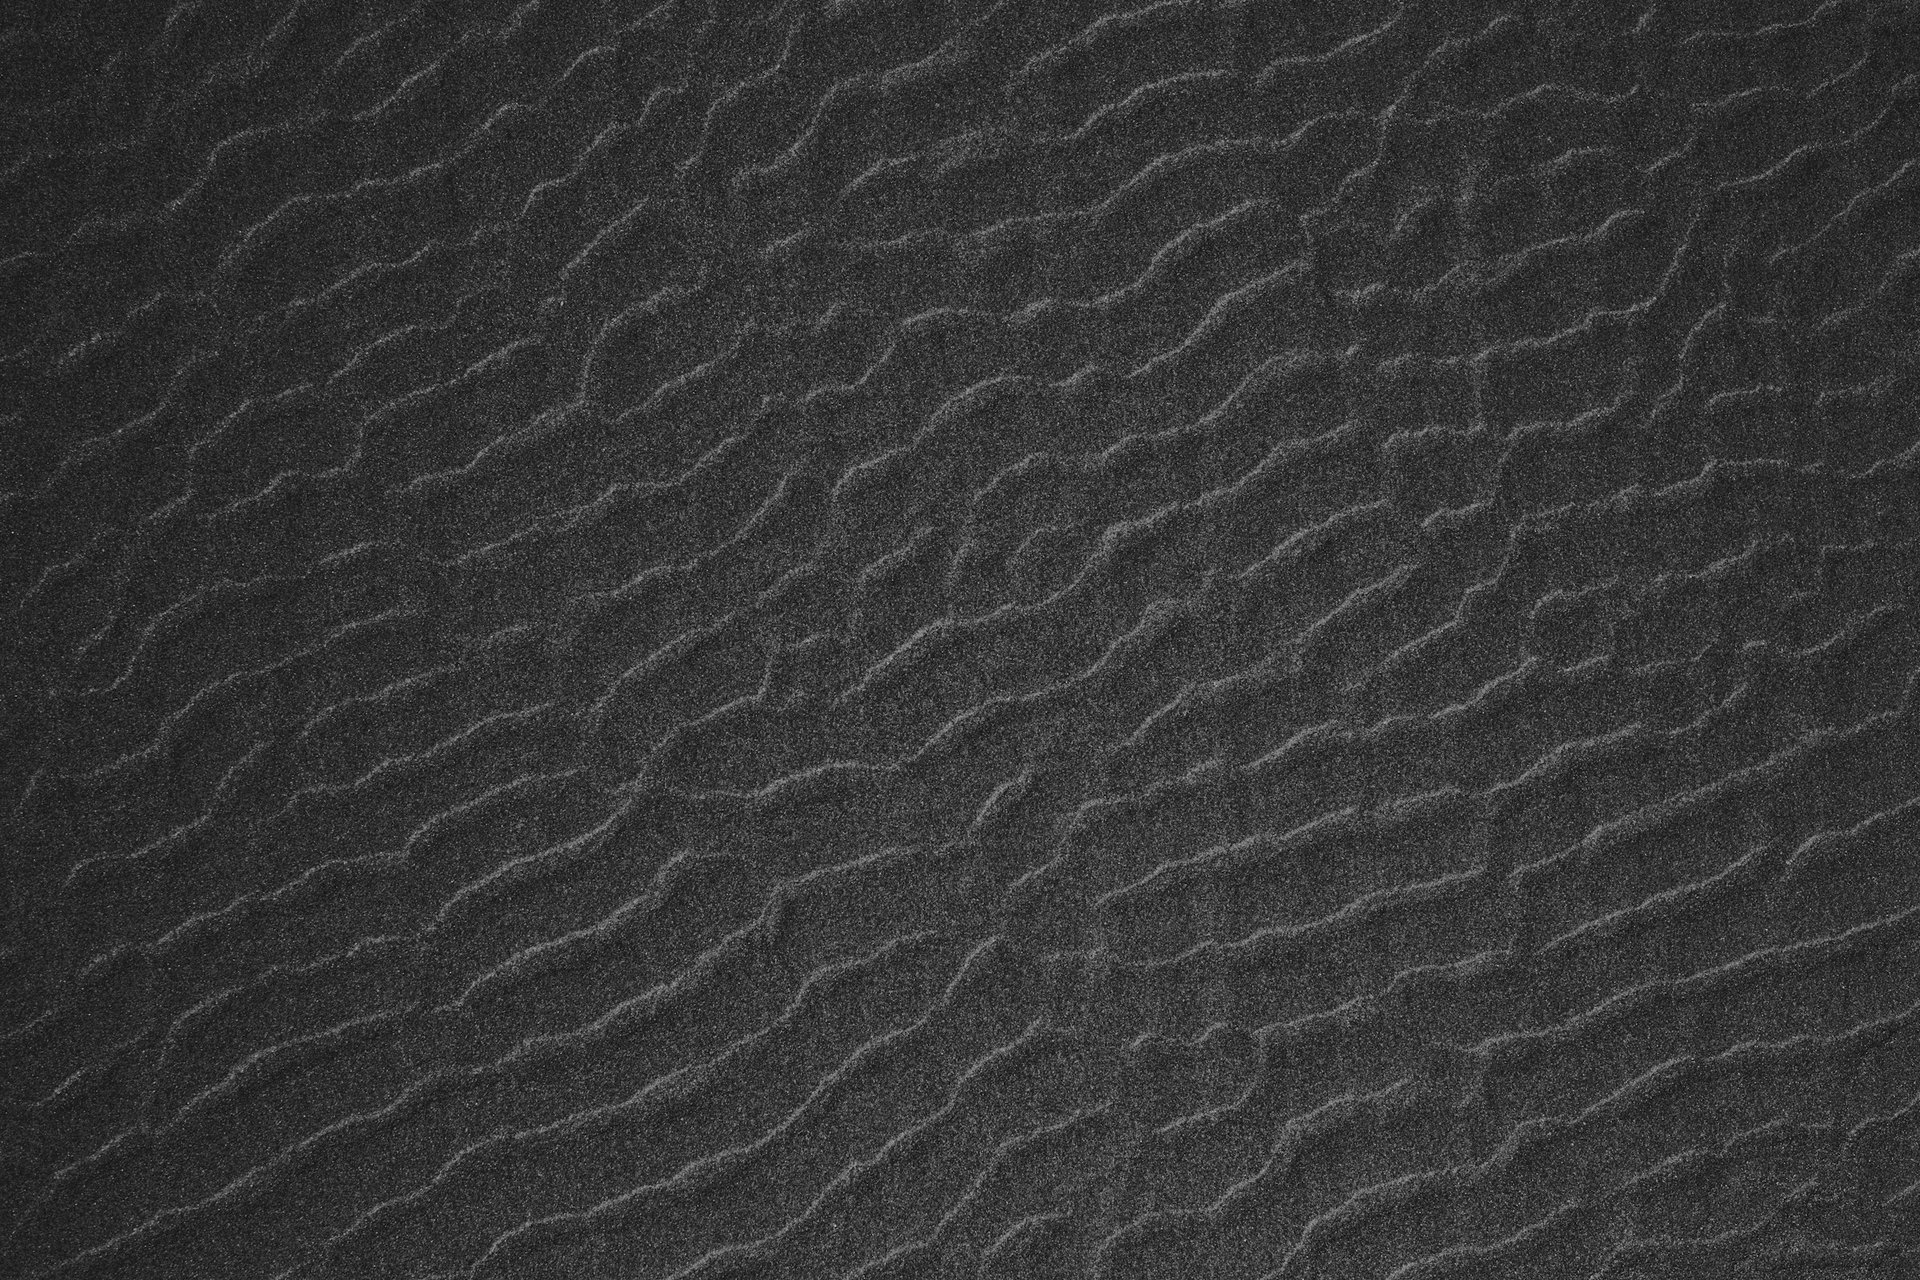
[4,1,1920,1276]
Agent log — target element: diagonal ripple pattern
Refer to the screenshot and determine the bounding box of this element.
[4,1,1920,1277]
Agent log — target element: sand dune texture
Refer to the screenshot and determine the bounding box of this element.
[5,1,1920,1276]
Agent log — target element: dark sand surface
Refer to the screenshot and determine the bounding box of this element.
[4,1,1920,1276]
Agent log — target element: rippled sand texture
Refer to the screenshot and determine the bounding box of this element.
[6,0,1920,1276]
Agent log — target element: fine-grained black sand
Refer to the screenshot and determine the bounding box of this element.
[5,2,1920,1276]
